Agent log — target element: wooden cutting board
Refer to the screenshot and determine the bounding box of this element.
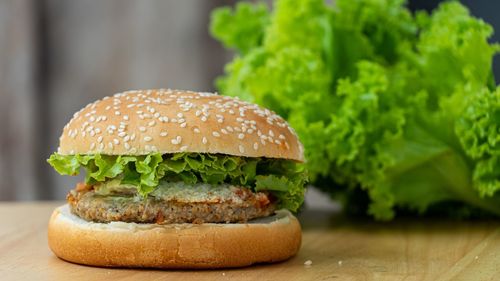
[0,202,499,280]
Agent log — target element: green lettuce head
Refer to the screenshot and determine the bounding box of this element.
[210,0,500,220]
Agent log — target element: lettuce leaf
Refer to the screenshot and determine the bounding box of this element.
[211,0,500,219]
[48,153,307,211]
[210,2,269,55]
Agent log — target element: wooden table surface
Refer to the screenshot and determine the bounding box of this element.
[1,202,499,281]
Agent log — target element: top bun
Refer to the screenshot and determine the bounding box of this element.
[58,89,304,162]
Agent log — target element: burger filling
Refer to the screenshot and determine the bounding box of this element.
[48,152,307,224]
[68,182,275,224]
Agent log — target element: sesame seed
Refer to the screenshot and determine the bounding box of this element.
[97,136,103,143]
[269,130,275,137]
[279,134,286,140]
[90,143,96,150]
[118,132,126,137]
[139,127,146,132]
[123,115,129,121]
[239,145,245,153]
[201,116,207,122]
[130,133,136,141]
[221,129,228,134]
[115,111,121,116]
[238,133,245,139]
[90,130,95,137]
[177,113,183,118]
[202,137,208,144]
[180,145,188,151]
[180,122,187,128]
[124,143,130,150]
[212,132,220,137]
[160,131,168,137]
[193,128,200,133]
[108,142,114,149]
[102,116,107,121]
[253,143,258,150]
[144,136,152,142]
[113,139,120,145]
[148,120,156,127]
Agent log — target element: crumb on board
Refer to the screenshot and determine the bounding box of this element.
[338,260,343,266]
[304,260,312,266]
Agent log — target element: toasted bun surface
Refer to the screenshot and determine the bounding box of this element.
[58,89,304,161]
[48,205,302,268]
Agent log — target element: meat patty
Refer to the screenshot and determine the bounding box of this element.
[67,183,276,224]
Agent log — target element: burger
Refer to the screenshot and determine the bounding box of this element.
[47,89,307,268]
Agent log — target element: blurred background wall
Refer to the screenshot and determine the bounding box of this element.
[0,0,499,201]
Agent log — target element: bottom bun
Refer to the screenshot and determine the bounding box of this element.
[48,204,301,268]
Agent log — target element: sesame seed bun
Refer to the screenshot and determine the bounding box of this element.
[58,89,304,162]
[48,205,302,268]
